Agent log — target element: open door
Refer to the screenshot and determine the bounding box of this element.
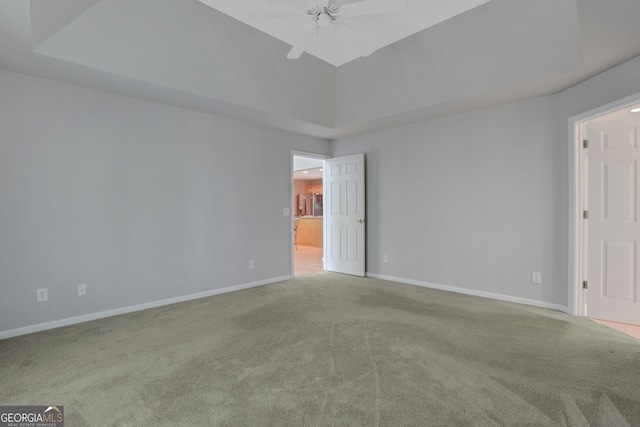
[324,153,366,276]
[586,114,640,326]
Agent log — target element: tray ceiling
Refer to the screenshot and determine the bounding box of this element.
[1,0,640,139]
[197,0,490,66]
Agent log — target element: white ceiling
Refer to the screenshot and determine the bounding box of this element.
[293,156,323,180]
[197,0,490,66]
[1,0,640,139]
[293,156,323,171]
[294,167,324,180]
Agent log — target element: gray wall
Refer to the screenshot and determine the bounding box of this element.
[333,55,640,308]
[0,68,330,334]
[3,50,640,335]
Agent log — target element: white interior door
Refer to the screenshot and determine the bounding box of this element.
[324,153,366,276]
[587,114,640,325]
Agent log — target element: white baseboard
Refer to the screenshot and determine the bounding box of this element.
[366,273,569,313]
[1,273,570,340]
[0,275,292,340]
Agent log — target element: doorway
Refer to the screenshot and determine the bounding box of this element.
[570,92,640,327]
[290,151,367,278]
[292,154,325,277]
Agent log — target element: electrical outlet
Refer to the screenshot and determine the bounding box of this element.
[36,288,48,302]
[383,255,389,264]
[531,272,542,284]
[249,260,254,270]
[78,284,87,296]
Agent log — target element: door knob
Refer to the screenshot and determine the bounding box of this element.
[358,219,365,223]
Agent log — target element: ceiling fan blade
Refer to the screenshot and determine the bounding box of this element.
[339,0,407,17]
[334,22,375,57]
[287,27,316,59]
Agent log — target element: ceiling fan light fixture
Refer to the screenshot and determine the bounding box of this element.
[284,0,408,61]
[317,12,333,27]
[631,108,640,113]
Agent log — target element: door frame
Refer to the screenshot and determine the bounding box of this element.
[290,150,329,277]
[568,91,640,317]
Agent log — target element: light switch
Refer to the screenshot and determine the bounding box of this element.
[283,207,290,216]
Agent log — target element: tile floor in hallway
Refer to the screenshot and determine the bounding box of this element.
[294,245,323,277]
[593,318,640,340]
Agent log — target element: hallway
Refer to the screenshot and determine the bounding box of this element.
[294,245,323,277]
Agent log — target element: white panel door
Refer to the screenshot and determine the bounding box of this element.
[587,114,640,325]
[324,153,365,276]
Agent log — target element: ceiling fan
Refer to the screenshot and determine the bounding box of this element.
[198,0,407,61]
[286,0,407,59]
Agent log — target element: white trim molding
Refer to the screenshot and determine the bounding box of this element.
[0,275,292,340]
[367,273,569,313]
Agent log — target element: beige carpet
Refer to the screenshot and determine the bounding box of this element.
[1,273,639,426]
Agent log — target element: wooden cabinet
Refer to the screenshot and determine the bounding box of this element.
[305,184,323,194]
[296,218,323,247]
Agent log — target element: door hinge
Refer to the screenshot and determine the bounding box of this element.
[582,281,588,290]
[583,210,589,219]
[583,139,588,148]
